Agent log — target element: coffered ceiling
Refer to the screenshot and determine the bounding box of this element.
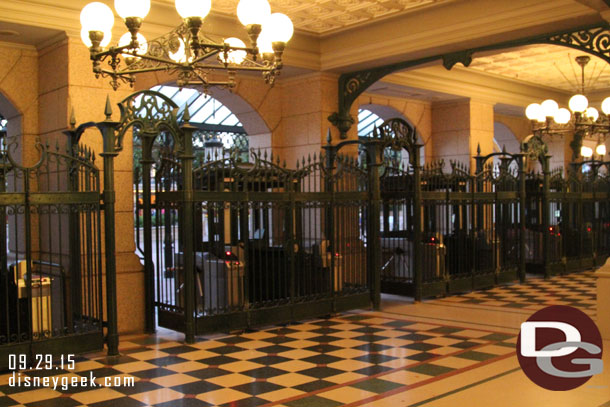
[210,0,454,34]
[468,44,610,93]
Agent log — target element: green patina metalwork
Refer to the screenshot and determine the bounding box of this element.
[331,23,610,138]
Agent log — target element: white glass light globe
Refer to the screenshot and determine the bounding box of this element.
[581,145,593,158]
[81,28,112,48]
[223,37,247,64]
[554,108,571,124]
[586,107,599,121]
[119,32,148,56]
[169,38,187,62]
[258,33,274,55]
[263,13,294,43]
[602,97,610,115]
[115,0,151,19]
[596,144,607,156]
[536,111,547,123]
[525,103,541,121]
[540,99,559,118]
[175,0,211,18]
[237,0,271,26]
[569,94,588,113]
[80,2,115,32]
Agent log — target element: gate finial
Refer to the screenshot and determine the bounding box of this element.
[70,108,76,129]
[183,105,191,122]
[104,95,113,120]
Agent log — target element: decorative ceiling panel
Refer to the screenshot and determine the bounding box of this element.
[211,0,452,34]
[469,44,610,93]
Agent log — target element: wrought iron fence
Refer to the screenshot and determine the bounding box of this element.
[121,90,610,343]
[0,138,104,368]
[153,149,372,334]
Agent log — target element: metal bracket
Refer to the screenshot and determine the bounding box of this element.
[330,23,610,139]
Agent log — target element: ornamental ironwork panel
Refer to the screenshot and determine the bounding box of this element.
[0,138,104,368]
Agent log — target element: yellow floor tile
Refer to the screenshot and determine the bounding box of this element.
[128,350,170,361]
[332,323,362,330]
[379,347,421,358]
[178,350,218,361]
[155,341,183,349]
[117,340,141,349]
[9,388,62,404]
[285,331,319,340]
[130,388,184,405]
[206,373,255,387]
[71,388,125,405]
[327,359,373,372]
[424,337,463,346]
[431,356,479,369]
[324,371,367,384]
[268,372,318,387]
[475,345,516,355]
[277,349,318,359]
[225,349,267,360]
[220,360,265,373]
[165,361,208,373]
[112,361,158,373]
[426,346,461,356]
[328,338,367,348]
[258,387,305,402]
[329,330,367,339]
[0,373,13,386]
[318,386,377,403]
[282,339,319,349]
[406,323,438,331]
[150,373,199,387]
[380,358,415,369]
[232,340,274,350]
[452,329,490,339]
[191,340,227,350]
[241,331,276,340]
[376,338,414,347]
[272,360,317,373]
[381,369,431,385]
[197,388,251,405]
[327,348,369,359]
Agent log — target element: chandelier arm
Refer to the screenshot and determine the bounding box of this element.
[190,50,223,64]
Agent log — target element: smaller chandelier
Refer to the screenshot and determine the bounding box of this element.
[525,56,610,159]
[80,0,294,91]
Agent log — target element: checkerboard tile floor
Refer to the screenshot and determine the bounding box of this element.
[431,271,596,314]
[0,314,516,407]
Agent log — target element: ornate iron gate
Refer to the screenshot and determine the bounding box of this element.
[122,90,373,342]
[0,137,105,368]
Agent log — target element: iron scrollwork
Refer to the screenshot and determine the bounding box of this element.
[543,27,610,65]
[115,90,184,153]
[331,24,610,139]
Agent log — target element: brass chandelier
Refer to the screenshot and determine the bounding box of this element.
[80,0,294,91]
[525,56,610,160]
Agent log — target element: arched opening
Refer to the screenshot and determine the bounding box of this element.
[134,85,265,258]
[130,86,274,332]
[358,106,426,165]
[493,122,520,154]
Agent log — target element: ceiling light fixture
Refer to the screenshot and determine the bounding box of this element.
[80,0,293,91]
[525,56,609,159]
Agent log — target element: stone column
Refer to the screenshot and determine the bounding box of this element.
[279,72,342,164]
[39,36,145,334]
[431,98,495,170]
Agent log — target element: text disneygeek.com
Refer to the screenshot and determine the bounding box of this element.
[8,372,135,391]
